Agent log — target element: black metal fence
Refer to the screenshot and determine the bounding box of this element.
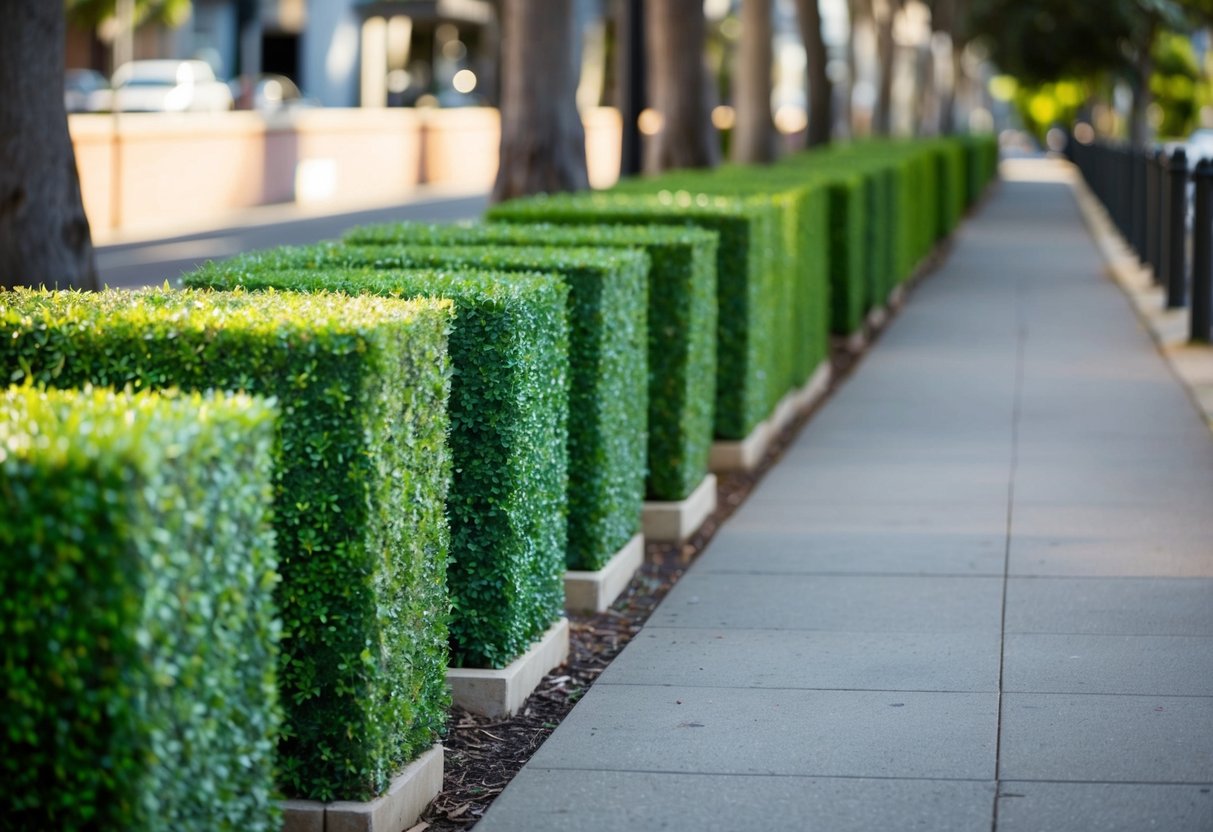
[1069,140,1213,343]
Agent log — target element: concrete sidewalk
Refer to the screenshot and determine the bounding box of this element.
[474,160,1213,831]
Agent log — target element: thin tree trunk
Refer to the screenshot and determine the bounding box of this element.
[0,2,97,290]
[1128,20,1156,147]
[732,0,776,163]
[850,0,875,136]
[492,0,589,203]
[645,0,719,172]
[873,0,897,135]
[796,0,832,147]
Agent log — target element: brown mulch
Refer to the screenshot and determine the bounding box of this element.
[416,260,944,829]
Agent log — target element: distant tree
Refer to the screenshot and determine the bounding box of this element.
[1,2,96,289]
[872,0,902,135]
[645,0,719,171]
[732,0,777,163]
[65,0,191,30]
[969,0,1213,143]
[795,0,833,146]
[492,0,589,201]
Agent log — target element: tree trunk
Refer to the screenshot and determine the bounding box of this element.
[873,0,898,135]
[796,0,832,147]
[0,2,97,290]
[732,0,776,163]
[644,0,719,172]
[1128,21,1156,148]
[850,0,875,136]
[492,0,589,203]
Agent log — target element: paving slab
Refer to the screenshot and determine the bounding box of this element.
[999,693,1213,782]
[693,527,1006,576]
[476,769,997,832]
[995,782,1213,832]
[527,684,998,780]
[649,573,1004,633]
[1003,633,1213,695]
[1005,578,1213,635]
[598,628,1001,692]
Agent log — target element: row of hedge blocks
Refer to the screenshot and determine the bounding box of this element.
[0,133,999,827]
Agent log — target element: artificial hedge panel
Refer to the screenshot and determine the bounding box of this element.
[487,192,779,441]
[195,242,643,572]
[0,386,279,830]
[344,221,717,502]
[0,288,454,802]
[185,266,569,669]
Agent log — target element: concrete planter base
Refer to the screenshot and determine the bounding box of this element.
[710,361,832,475]
[447,618,570,718]
[564,533,645,613]
[888,284,907,309]
[642,473,718,542]
[866,305,889,331]
[281,744,444,832]
[773,363,832,433]
[709,421,772,473]
[844,328,868,354]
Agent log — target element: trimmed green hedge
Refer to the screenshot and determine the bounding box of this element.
[0,288,454,802]
[344,221,717,502]
[194,242,641,572]
[610,168,831,395]
[183,267,569,669]
[488,193,779,441]
[0,385,279,830]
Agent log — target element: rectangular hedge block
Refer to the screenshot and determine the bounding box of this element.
[0,288,454,803]
[344,221,718,502]
[195,242,642,573]
[183,267,569,670]
[487,192,779,441]
[0,385,278,830]
[610,168,831,402]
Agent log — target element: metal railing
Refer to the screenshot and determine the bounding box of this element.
[1069,139,1213,343]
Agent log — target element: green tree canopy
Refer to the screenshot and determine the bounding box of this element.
[66,0,192,29]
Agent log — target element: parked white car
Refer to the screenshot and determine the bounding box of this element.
[111,60,234,113]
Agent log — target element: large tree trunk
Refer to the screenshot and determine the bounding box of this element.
[0,2,97,290]
[645,0,719,172]
[796,0,832,147]
[732,0,776,163]
[873,0,898,135]
[492,0,589,203]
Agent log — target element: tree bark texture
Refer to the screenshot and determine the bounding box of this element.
[796,0,833,147]
[873,0,898,135]
[644,0,719,172]
[491,0,589,203]
[1128,21,1157,148]
[732,0,776,163]
[0,2,97,290]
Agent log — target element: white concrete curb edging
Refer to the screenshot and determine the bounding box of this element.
[642,473,718,541]
[564,533,645,613]
[447,618,570,719]
[281,744,444,832]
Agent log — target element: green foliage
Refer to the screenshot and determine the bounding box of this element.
[183,267,569,669]
[0,288,454,802]
[0,385,278,830]
[195,242,644,572]
[609,168,832,401]
[1151,31,1207,138]
[344,221,718,502]
[66,0,193,29]
[488,193,779,441]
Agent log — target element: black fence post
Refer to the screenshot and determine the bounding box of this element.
[1192,158,1213,342]
[1166,148,1189,309]
[1131,148,1146,258]
[1149,149,1164,281]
